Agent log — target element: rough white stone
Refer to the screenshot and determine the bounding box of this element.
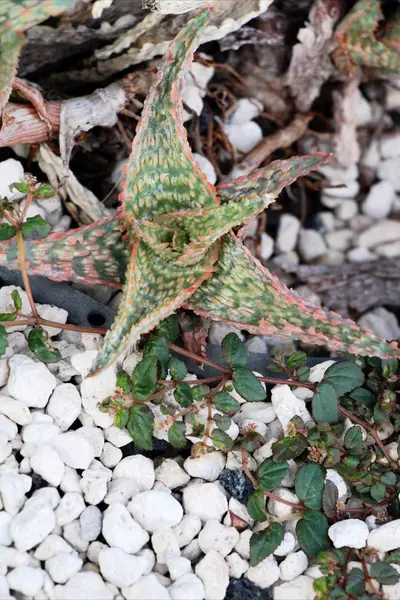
[376,239,400,258]
[198,519,239,557]
[62,520,89,552]
[326,469,348,500]
[172,514,202,548]
[298,229,327,261]
[329,519,369,549]
[358,219,400,247]
[183,452,225,482]
[274,575,315,600]
[193,153,216,185]
[166,556,192,581]
[234,529,252,559]
[169,573,205,600]
[0,159,25,200]
[8,355,57,408]
[100,442,122,468]
[45,553,83,584]
[75,350,116,427]
[36,304,68,336]
[34,535,73,561]
[102,503,149,553]
[230,97,263,124]
[46,384,81,430]
[155,459,190,489]
[271,385,311,430]
[195,550,229,600]
[246,555,281,589]
[54,571,113,600]
[7,565,44,595]
[358,307,400,341]
[104,477,139,505]
[60,465,82,494]
[104,425,132,447]
[224,121,263,153]
[113,455,155,490]
[276,214,301,253]
[274,532,296,557]
[209,323,244,345]
[152,523,181,563]
[80,505,102,541]
[55,492,85,526]
[0,513,12,546]
[0,472,31,516]
[22,419,60,445]
[0,433,11,463]
[325,229,354,251]
[347,247,377,262]
[98,547,146,588]
[32,486,60,510]
[0,415,17,441]
[182,539,202,563]
[226,552,248,578]
[363,180,395,219]
[267,488,300,519]
[0,396,31,426]
[51,432,95,469]
[9,496,55,551]
[30,445,64,486]
[367,519,400,551]
[183,483,228,523]
[259,233,274,261]
[335,199,358,221]
[128,490,183,533]
[234,402,276,426]
[121,573,171,600]
[280,551,308,581]
[76,426,104,457]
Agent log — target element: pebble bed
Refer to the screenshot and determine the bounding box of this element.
[0,288,400,599]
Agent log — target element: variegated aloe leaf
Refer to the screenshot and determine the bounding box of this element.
[332,0,400,75]
[0,1,77,112]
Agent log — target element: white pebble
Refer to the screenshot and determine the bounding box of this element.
[30,445,64,486]
[46,384,81,430]
[152,523,181,563]
[0,159,25,200]
[277,214,301,253]
[8,355,57,408]
[166,556,192,581]
[60,466,82,495]
[104,425,132,447]
[34,535,73,561]
[367,519,400,551]
[347,247,377,262]
[128,490,183,533]
[0,513,12,546]
[230,98,263,124]
[298,229,327,261]
[155,459,190,489]
[193,153,217,185]
[226,552,249,578]
[100,442,122,468]
[36,304,68,336]
[80,505,102,541]
[172,514,202,548]
[9,496,55,551]
[51,432,95,469]
[363,180,395,219]
[234,529,252,559]
[326,469,348,501]
[169,573,205,600]
[113,455,155,490]
[98,547,146,587]
[247,555,281,589]
[271,385,311,430]
[0,396,31,426]
[7,565,44,595]
[358,307,400,341]
[22,420,60,445]
[45,553,83,584]
[102,503,149,554]
[274,575,315,600]
[198,519,239,557]
[183,452,225,482]
[234,402,276,426]
[121,573,171,600]
[224,121,263,153]
[358,219,400,247]
[280,550,308,581]
[259,233,274,260]
[274,532,296,557]
[32,486,60,509]
[104,477,139,505]
[76,426,104,457]
[195,550,229,600]
[62,520,89,552]
[0,472,31,515]
[335,199,358,221]
[267,488,300,519]
[56,492,85,526]
[183,483,228,523]
[54,571,113,600]
[328,519,369,549]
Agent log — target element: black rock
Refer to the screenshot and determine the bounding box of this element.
[219,468,254,504]
[225,577,272,600]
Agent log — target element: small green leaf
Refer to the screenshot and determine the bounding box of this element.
[0,223,16,240]
[174,382,193,407]
[380,472,397,485]
[131,357,158,401]
[350,387,375,408]
[28,327,61,363]
[213,391,240,415]
[247,491,267,522]
[0,325,7,358]
[10,181,28,194]
[313,577,329,594]
[312,382,338,424]
[335,463,363,483]
[297,365,310,382]
[370,562,399,585]
[222,333,247,368]
[127,404,154,450]
[295,464,325,510]
[257,459,289,491]
[296,510,329,557]
[34,183,56,198]
[287,351,307,370]
[323,361,364,397]
[322,480,338,518]
[250,523,284,566]
[370,482,386,502]
[0,313,16,321]
[143,335,170,366]
[344,426,363,450]
[116,370,132,393]
[328,588,347,600]
[272,434,308,461]
[156,314,180,342]
[213,413,232,432]
[168,422,187,448]
[386,552,400,564]
[21,215,51,240]
[168,356,187,381]
[232,368,266,402]
[11,290,22,312]
[345,568,365,596]
[114,408,129,429]
[210,428,233,450]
